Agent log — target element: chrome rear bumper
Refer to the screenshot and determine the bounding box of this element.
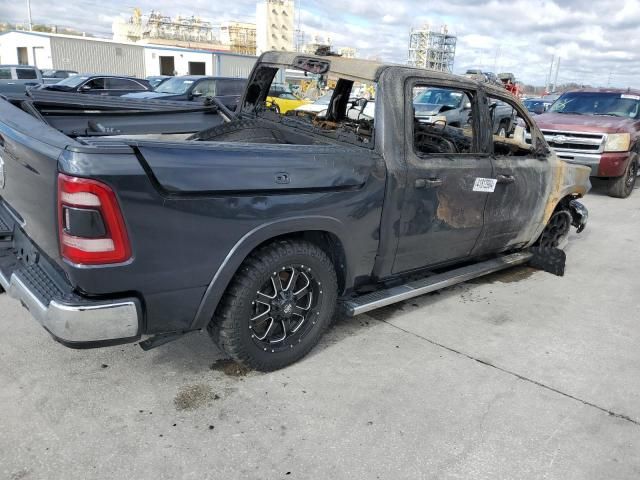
[0,269,140,346]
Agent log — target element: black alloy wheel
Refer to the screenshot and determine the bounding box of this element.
[209,240,338,371]
[250,265,320,351]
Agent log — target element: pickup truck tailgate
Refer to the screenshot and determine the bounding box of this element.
[0,98,73,263]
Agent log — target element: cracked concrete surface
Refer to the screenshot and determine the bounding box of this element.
[1,184,640,480]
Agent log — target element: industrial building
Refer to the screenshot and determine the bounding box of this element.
[256,0,295,54]
[112,9,228,51]
[219,22,257,55]
[407,25,457,73]
[0,30,257,78]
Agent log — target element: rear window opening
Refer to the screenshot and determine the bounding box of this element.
[238,64,376,147]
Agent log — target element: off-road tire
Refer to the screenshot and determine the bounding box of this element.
[608,156,638,198]
[208,240,338,371]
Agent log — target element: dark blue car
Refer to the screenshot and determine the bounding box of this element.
[124,75,246,109]
[39,74,152,96]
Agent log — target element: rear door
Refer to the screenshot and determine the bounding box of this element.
[473,94,550,254]
[215,79,247,110]
[392,81,493,273]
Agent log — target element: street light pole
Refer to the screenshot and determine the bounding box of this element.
[27,0,33,31]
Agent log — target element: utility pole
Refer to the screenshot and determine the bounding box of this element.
[27,0,33,31]
[552,57,561,92]
[295,0,302,52]
[546,55,555,92]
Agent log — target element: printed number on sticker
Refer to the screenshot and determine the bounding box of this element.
[473,177,497,192]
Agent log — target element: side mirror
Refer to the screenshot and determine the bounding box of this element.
[79,85,91,92]
[533,105,545,115]
[191,91,203,98]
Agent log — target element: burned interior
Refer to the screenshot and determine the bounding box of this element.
[193,58,376,147]
[412,85,475,155]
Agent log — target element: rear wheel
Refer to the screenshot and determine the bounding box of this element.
[608,157,638,198]
[209,240,338,371]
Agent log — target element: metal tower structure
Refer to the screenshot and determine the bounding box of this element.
[408,25,457,73]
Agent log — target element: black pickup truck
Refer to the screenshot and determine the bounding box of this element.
[0,52,590,371]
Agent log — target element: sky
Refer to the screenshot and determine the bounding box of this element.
[4,0,640,87]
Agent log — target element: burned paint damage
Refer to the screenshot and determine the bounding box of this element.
[436,175,484,229]
[543,155,591,225]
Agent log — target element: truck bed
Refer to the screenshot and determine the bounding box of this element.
[4,90,227,137]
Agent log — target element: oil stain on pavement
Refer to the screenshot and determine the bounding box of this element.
[174,384,217,411]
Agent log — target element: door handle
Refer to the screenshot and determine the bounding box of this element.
[415,177,443,189]
[496,174,515,184]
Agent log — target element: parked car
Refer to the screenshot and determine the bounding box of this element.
[0,52,589,371]
[413,87,516,136]
[0,64,42,94]
[124,76,246,110]
[294,90,334,114]
[532,88,640,198]
[147,75,171,89]
[266,83,311,113]
[523,98,553,115]
[38,74,152,96]
[464,70,501,86]
[41,69,78,84]
[464,69,485,81]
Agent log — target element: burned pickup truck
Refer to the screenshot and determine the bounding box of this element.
[0,52,589,371]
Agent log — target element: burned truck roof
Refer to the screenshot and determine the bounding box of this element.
[258,51,389,82]
[257,51,522,100]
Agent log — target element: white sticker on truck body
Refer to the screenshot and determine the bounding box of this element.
[473,177,497,192]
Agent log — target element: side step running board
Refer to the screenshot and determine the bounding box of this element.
[342,252,533,317]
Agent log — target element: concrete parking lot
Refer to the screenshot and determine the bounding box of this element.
[1,182,640,480]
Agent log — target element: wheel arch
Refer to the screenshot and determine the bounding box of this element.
[190,216,352,330]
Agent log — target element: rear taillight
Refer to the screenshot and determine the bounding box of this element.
[57,173,131,265]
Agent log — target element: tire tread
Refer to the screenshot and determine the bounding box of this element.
[208,239,338,371]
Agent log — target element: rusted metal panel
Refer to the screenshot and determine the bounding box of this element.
[50,37,145,77]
